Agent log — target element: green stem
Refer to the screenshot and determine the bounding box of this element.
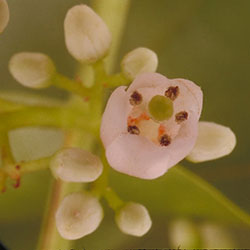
[104,187,124,211]
[19,157,51,174]
[0,106,97,133]
[37,131,87,250]
[0,97,25,112]
[91,0,131,73]
[1,133,14,165]
[90,148,124,210]
[52,73,91,98]
[105,73,130,87]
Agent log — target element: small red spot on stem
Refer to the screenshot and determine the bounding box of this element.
[83,97,90,102]
[13,178,21,188]
[75,76,82,83]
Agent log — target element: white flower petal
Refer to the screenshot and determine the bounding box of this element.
[105,112,198,179]
[127,73,203,119]
[56,192,103,240]
[100,86,132,148]
[175,78,203,117]
[121,47,158,80]
[187,121,236,163]
[9,52,55,89]
[127,72,167,94]
[64,5,111,63]
[115,202,152,237]
[50,148,103,183]
[0,0,9,34]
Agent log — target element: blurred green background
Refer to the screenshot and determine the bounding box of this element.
[1,0,250,249]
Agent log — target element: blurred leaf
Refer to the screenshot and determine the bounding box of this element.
[0,91,65,107]
[9,127,64,162]
[0,126,63,222]
[0,170,51,222]
[110,166,250,226]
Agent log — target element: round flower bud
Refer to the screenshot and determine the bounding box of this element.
[0,0,9,34]
[200,223,235,248]
[115,202,152,237]
[50,148,103,183]
[64,5,111,63]
[168,219,200,248]
[187,121,236,163]
[56,192,103,240]
[9,52,56,89]
[121,47,158,80]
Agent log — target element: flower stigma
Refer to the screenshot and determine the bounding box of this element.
[148,95,173,122]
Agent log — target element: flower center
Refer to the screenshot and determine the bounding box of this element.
[127,87,189,147]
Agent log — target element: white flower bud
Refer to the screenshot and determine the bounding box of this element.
[50,148,103,183]
[9,52,56,89]
[64,5,111,63]
[56,192,103,240]
[115,202,152,237]
[168,219,200,248]
[0,0,9,34]
[121,47,158,80]
[187,121,236,163]
[200,223,235,248]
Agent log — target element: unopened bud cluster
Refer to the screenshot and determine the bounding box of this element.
[49,147,152,239]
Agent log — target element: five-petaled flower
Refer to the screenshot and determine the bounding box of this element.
[101,72,203,179]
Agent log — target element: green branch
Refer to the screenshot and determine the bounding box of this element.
[52,73,91,98]
[0,106,98,133]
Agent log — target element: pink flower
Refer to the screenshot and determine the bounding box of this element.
[101,73,203,179]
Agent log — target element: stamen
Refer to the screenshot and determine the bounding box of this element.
[159,134,171,146]
[127,113,150,125]
[175,111,188,123]
[129,91,143,106]
[128,125,140,135]
[165,86,179,101]
[158,124,165,138]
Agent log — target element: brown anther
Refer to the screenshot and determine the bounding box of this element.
[159,134,171,146]
[127,125,140,135]
[175,111,188,123]
[16,165,20,170]
[165,86,179,101]
[129,91,143,106]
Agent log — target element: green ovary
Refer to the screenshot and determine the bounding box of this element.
[148,95,173,122]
